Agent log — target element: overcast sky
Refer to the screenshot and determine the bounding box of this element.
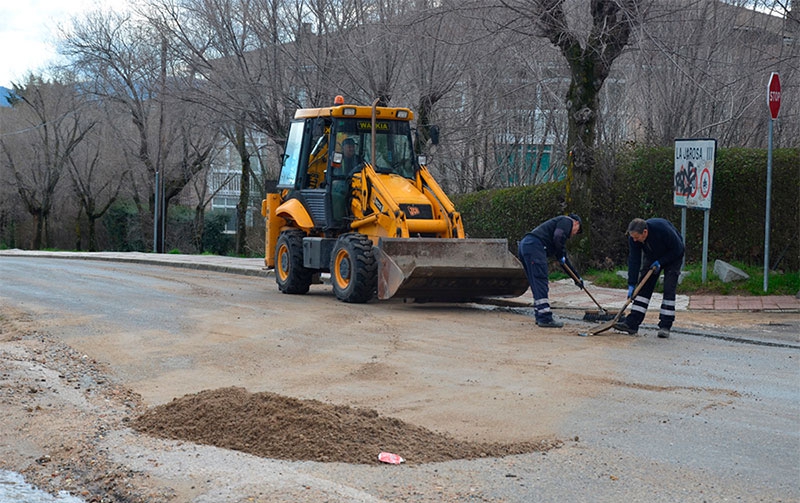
[0,0,129,89]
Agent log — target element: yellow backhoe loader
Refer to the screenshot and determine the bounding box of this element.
[261,97,528,303]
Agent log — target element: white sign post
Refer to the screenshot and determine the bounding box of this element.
[764,72,781,292]
[674,139,717,282]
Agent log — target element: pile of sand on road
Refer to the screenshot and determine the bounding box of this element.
[132,386,562,465]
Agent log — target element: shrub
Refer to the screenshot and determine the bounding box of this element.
[102,200,145,252]
[454,182,566,249]
[450,147,799,272]
[203,210,233,256]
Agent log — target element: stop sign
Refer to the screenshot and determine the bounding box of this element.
[768,72,781,119]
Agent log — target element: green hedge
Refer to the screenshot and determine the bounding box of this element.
[454,182,567,246]
[102,200,147,252]
[453,147,799,271]
[203,210,234,255]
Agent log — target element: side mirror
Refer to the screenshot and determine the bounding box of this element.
[429,125,439,145]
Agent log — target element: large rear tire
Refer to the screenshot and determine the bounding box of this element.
[275,230,312,294]
[330,233,377,303]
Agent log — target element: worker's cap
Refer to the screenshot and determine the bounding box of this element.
[569,213,582,234]
[342,138,355,146]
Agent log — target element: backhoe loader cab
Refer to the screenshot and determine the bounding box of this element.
[276,105,420,229]
[262,98,528,303]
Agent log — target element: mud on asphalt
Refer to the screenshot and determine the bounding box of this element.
[1,305,562,502]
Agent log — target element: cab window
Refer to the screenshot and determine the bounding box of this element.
[277,120,307,188]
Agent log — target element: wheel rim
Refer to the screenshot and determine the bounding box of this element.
[277,244,290,282]
[334,249,351,289]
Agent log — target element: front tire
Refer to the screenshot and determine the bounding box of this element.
[275,230,312,294]
[330,233,377,303]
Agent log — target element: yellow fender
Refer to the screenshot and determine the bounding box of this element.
[275,198,315,230]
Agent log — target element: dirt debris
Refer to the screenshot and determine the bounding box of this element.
[1,306,560,502]
[0,306,168,502]
[132,387,560,465]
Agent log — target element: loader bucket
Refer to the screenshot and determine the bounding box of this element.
[376,238,529,302]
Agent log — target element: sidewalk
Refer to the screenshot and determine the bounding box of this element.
[2,249,798,312]
[547,280,800,313]
[0,249,270,277]
[687,294,800,312]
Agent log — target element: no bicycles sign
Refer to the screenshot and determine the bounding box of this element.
[674,139,716,210]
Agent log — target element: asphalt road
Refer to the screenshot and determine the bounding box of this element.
[1,256,798,502]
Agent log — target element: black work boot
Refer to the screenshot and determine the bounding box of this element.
[537,316,564,328]
[613,320,639,335]
[657,327,671,338]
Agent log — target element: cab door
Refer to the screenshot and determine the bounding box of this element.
[278,118,342,229]
[277,120,312,190]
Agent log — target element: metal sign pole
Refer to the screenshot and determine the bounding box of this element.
[153,171,160,253]
[160,171,166,253]
[764,72,780,292]
[681,207,687,270]
[675,138,715,283]
[702,209,710,283]
[764,118,773,292]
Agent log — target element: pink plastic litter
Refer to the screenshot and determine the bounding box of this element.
[378,452,405,464]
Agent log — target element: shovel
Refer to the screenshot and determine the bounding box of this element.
[579,265,657,336]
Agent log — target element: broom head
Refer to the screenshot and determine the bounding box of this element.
[583,310,623,323]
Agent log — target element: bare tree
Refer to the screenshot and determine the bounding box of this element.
[187,148,233,253]
[66,119,128,251]
[405,2,571,193]
[144,0,303,139]
[143,0,300,255]
[326,0,414,105]
[405,2,487,153]
[491,0,643,228]
[63,9,218,252]
[26,0,791,256]
[0,77,94,249]
[377,3,499,192]
[629,0,799,147]
[281,1,338,106]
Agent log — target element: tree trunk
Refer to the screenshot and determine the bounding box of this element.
[565,59,600,238]
[75,209,83,251]
[194,205,205,253]
[88,215,98,252]
[235,123,250,256]
[32,211,44,250]
[532,0,638,250]
[415,94,440,153]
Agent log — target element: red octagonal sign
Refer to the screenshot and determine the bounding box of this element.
[768,72,781,119]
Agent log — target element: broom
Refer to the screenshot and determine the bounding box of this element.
[561,262,616,322]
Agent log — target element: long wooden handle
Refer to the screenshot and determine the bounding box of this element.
[562,262,605,312]
[613,266,655,321]
[586,266,656,336]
